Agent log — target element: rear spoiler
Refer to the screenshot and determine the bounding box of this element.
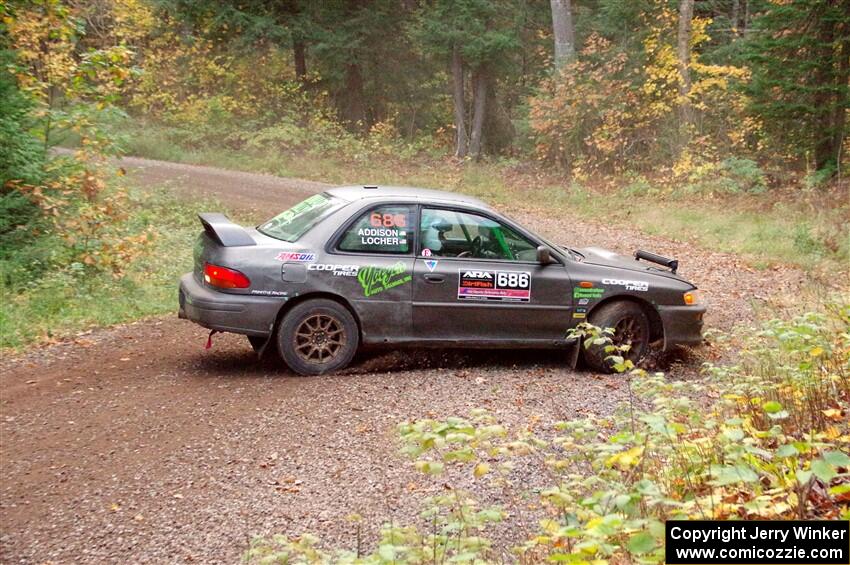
[634,249,678,274]
[198,213,256,247]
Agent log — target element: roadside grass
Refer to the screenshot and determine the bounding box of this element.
[0,183,225,351]
[121,123,848,277]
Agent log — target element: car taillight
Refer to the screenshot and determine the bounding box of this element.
[204,263,251,289]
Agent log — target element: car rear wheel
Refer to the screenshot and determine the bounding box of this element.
[278,299,359,375]
[583,301,650,373]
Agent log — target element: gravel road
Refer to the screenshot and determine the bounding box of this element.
[0,157,808,563]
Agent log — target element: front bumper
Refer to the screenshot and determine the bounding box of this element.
[178,273,281,337]
[658,304,706,350]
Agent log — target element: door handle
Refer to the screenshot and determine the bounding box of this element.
[423,273,445,283]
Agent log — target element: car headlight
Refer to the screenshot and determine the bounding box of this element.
[683,290,700,305]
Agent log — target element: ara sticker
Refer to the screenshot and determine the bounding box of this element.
[425,259,438,272]
[276,252,316,262]
[458,270,531,302]
[357,262,412,297]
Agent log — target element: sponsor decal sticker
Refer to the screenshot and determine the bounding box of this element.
[358,227,407,247]
[251,289,288,297]
[357,262,412,297]
[308,264,359,277]
[458,270,531,302]
[578,298,590,305]
[359,211,410,247]
[421,248,432,257]
[572,312,586,319]
[276,251,316,262]
[573,287,605,299]
[602,278,649,292]
[425,259,438,272]
[370,212,406,228]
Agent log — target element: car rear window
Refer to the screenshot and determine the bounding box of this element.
[257,193,344,242]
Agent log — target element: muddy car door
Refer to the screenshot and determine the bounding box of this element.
[324,203,416,344]
[412,207,573,345]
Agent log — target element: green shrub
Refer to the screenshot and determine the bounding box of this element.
[0,186,222,349]
[620,173,658,197]
[247,305,850,563]
[684,157,767,195]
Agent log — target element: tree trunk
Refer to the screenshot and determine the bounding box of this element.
[483,79,515,155]
[293,39,307,83]
[451,43,468,158]
[469,67,488,160]
[341,62,368,133]
[731,0,741,37]
[831,35,849,171]
[677,0,695,145]
[813,6,838,170]
[550,0,576,68]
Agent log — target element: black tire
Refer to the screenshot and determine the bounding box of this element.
[583,301,650,373]
[277,299,359,375]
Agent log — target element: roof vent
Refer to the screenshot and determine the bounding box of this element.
[363,185,378,189]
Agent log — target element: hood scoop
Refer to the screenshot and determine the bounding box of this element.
[634,249,678,274]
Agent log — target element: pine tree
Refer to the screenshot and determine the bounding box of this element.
[743,0,850,171]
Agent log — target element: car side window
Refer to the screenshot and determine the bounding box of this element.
[337,205,413,254]
[419,208,538,261]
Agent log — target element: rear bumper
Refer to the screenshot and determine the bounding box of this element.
[178,273,281,337]
[658,304,706,350]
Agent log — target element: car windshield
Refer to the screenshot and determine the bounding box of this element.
[257,193,344,242]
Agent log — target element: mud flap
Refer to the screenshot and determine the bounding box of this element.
[566,336,581,370]
[205,330,220,349]
[255,334,274,360]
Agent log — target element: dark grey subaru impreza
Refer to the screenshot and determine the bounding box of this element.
[178,185,705,375]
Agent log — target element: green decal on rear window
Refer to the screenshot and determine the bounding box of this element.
[357,262,412,297]
[258,193,343,242]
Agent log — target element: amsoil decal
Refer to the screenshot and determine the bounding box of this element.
[458,270,531,302]
[276,251,316,262]
[357,262,412,297]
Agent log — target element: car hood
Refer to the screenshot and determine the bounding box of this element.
[574,246,690,283]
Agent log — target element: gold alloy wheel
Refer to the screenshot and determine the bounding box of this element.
[614,315,645,361]
[293,313,346,363]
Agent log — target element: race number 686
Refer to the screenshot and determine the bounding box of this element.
[497,272,529,288]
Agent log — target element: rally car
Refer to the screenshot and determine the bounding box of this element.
[178,186,705,375]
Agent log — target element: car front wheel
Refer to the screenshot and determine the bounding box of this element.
[583,301,650,373]
[277,299,359,375]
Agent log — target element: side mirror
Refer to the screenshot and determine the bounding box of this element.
[537,245,554,265]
